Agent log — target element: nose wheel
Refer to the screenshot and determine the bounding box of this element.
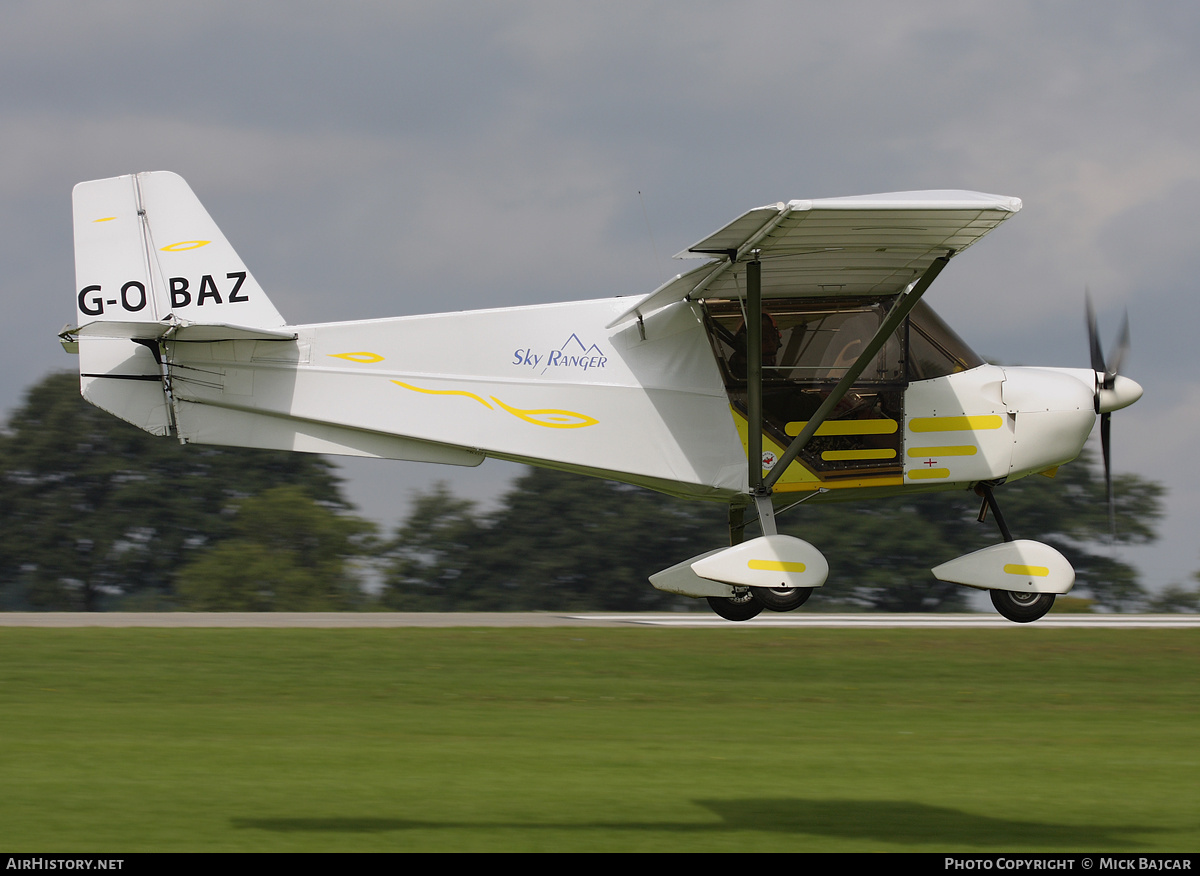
[990,588,1056,623]
[976,482,1057,623]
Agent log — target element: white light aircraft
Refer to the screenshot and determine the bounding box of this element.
[62,172,1143,622]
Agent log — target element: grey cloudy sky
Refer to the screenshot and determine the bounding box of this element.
[3,1,1197,588]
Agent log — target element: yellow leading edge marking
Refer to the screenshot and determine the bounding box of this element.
[748,560,806,573]
[160,240,212,251]
[909,415,1003,432]
[1004,564,1050,577]
[93,217,117,223]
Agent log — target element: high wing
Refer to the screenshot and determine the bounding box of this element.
[608,190,1022,328]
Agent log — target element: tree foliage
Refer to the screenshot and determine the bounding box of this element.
[175,486,375,610]
[0,372,352,610]
[381,469,724,611]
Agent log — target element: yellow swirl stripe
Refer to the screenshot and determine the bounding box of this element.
[390,380,598,428]
[331,352,386,364]
[160,240,211,251]
[392,380,493,409]
[490,396,598,429]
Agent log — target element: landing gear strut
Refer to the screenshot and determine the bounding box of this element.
[709,500,811,619]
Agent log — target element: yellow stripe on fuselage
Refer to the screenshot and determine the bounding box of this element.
[907,445,978,457]
[821,448,897,461]
[392,380,493,409]
[785,419,898,437]
[907,468,950,479]
[908,415,1003,432]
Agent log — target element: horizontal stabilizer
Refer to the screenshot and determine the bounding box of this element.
[78,337,173,436]
[67,320,297,343]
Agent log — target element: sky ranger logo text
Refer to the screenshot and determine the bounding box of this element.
[512,334,608,375]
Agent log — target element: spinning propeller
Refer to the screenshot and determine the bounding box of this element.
[1085,293,1141,536]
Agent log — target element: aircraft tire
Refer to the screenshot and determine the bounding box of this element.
[990,589,1055,623]
[755,586,813,612]
[706,590,764,621]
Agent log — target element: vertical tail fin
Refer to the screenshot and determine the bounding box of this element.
[72,171,285,329]
[69,171,288,435]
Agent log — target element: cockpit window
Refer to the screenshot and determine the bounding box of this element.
[701,296,982,479]
[704,297,906,387]
[907,300,985,379]
[702,297,906,477]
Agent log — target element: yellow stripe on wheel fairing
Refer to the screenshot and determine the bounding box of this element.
[1003,564,1050,577]
[748,560,807,573]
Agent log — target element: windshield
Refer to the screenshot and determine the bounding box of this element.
[907,300,984,380]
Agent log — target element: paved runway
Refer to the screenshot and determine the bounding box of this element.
[1,612,1197,628]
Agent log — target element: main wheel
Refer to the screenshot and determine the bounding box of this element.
[706,590,764,621]
[756,586,813,612]
[990,589,1056,623]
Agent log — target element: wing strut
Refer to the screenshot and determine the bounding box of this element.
[746,257,765,494]
[755,251,954,494]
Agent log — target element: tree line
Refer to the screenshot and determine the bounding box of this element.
[1,371,1187,612]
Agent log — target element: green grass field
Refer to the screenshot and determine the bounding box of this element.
[0,627,1196,852]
